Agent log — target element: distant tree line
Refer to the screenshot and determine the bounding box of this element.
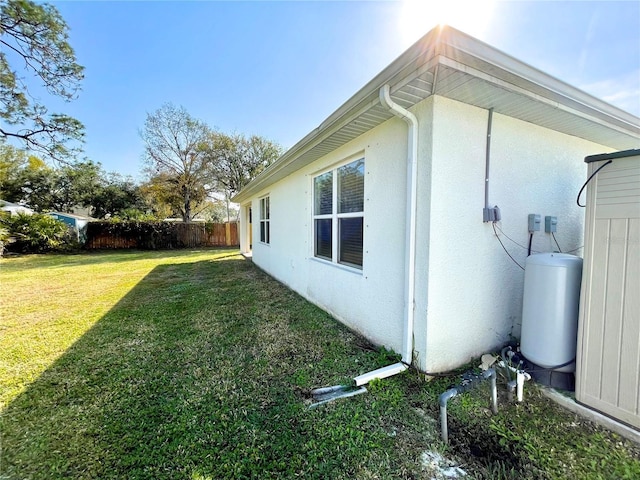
[0,144,146,218]
[140,103,283,222]
[1,116,283,222]
[1,1,283,223]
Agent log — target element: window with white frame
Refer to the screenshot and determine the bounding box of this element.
[313,158,364,269]
[259,196,270,244]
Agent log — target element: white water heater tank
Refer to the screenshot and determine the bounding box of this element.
[520,253,583,373]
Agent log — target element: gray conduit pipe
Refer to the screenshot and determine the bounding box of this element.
[484,107,493,211]
[482,107,500,222]
[439,368,498,443]
[507,379,517,402]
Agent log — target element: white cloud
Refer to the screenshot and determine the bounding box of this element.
[579,69,640,117]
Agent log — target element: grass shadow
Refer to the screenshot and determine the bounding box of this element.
[4,251,638,479]
[0,252,408,479]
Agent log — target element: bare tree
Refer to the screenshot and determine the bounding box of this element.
[140,103,211,222]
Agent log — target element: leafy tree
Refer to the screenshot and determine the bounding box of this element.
[4,159,100,212]
[0,147,56,209]
[139,172,178,220]
[140,104,211,222]
[139,171,209,221]
[0,0,84,161]
[0,143,45,198]
[91,172,146,219]
[204,132,282,197]
[198,198,232,223]
[1,152,146,218]
[53,160,101,211]
[203,132,282,219]
[0,211,72,252]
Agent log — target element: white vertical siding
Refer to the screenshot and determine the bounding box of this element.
[577,154,640,430]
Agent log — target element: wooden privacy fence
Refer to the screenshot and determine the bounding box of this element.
[85,221,239,250]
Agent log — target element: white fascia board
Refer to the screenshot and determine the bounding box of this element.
[436,32,640,131]
[231,29,444,204]
[438,56,640,138]
[233,26,640,204]
[233,93,384,204]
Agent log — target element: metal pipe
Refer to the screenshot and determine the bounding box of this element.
[507,379,517,402]
[379,84,419,365]
[311,385,348,396]
[501,346,513,381]
[484,107,493,209]
[439,368,498,443]
[439,388,458,443]
[486,368,498,414]
[482,108,500,222]
[309,385,367,409]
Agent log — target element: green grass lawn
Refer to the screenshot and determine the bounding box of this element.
[1,249,638,479]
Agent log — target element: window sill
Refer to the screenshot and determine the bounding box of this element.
[309,256,363,275]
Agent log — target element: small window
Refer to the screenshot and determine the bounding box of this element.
[313,158,364,268]
[259,196,270,244]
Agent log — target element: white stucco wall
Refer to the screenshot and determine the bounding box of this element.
[238,205,251,254]
[422,96,613,371]
[248,118,413,354]
[243,93,615,374]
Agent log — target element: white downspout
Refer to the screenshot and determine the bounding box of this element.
[312,85,420,397]
[380,84,419,365]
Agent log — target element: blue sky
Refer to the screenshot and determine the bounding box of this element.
[49,0,640,179]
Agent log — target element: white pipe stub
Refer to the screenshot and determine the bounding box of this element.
[354,362,409,387]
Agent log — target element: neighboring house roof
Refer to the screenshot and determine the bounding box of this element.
[163,218,207,222]
[1,199,25,208]
[233,26,640,204]
[48,212,95,222]
[0,199,34,215]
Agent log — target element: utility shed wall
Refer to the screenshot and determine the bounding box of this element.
[423,96,612,372]
[577,152,640,430]
[249,116,414,355]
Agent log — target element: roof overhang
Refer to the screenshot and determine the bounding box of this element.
[233,26,640,204]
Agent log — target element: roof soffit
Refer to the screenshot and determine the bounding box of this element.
[233,26,640,203]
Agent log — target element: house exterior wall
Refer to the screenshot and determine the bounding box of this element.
[421,96,613,371]
[242,93,615,373]
[239,205,251,254]
[247,118,413,353]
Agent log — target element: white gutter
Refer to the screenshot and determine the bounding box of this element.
[313,84,420,396]
[380,84,419,365]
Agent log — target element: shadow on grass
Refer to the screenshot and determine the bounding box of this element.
[0,253,397,480]
[5,252,638,480]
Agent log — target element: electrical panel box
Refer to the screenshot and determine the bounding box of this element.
[528,214,541,232]
[483,205,501,222]
[545,216,557,233]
